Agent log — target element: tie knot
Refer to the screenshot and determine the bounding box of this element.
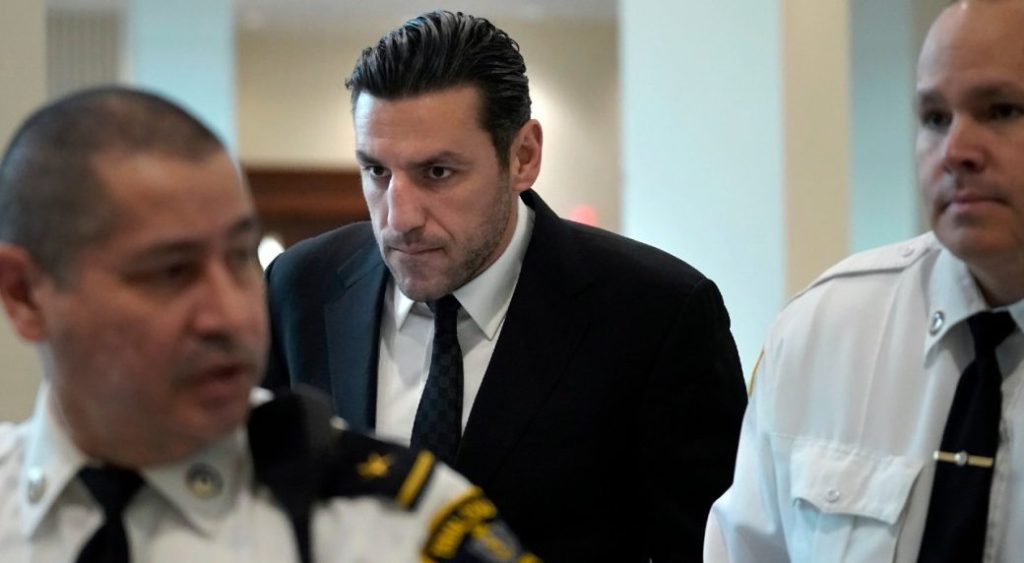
[427,294,461,321]
[78,465,144,515]
[967,311,1017,357]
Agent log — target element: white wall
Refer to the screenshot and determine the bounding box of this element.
[0,0,46,421]
[620,0,786,373]
[237,19,622,230]
[126,0,236,149]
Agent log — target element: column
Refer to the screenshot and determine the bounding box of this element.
[124,0,236,148]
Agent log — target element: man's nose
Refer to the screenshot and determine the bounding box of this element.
[386,174,426,235]
[192,262,260,336]
[942,116,987,176]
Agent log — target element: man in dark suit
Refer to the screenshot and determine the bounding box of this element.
[264,10,747,562]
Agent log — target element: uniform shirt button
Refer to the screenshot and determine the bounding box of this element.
[930,311,945,335]
[26,469,46,504]
[825,488,841,503]
[901,245,915,258]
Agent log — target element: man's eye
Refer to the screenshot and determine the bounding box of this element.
[426,166,452,180]
[363,165,389,178]
[920,109,951,130]
[227,246,259,271]
[142,262,197,288]
[989,103,1024,122]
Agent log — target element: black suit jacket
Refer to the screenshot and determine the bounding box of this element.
[264,190,747,562]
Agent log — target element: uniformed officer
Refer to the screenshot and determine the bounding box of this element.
[0,86,537,563]
[705,1,1024,562]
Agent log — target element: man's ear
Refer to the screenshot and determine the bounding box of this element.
[508,119,543,194]
[0,244,50,342]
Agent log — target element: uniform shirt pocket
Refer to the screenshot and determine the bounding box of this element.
[776,435,923,563]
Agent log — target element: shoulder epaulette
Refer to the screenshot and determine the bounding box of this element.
[248,386,440,563]
[794,232,937,299]
[248,386,540,563]
[324,429,437,509]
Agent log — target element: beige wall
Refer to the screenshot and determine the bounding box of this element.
[237,19,622,231]
[0,0,46,421]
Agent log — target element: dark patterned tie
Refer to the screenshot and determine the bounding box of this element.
[410,294,463,465]
[917,311,1017,563]
[76,465,144,563]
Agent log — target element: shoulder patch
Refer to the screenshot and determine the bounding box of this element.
[248,386,436,510]
[796,232,937,298]
[324,431,437,509]
[422,487,540,563]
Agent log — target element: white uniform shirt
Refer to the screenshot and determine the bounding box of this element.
[375,199,534,444]
[0,385,489,562]
[705,232,1024,563]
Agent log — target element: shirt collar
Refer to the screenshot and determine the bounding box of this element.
[925,244,1023,356]
[19,382,89,538]
[141,429,249,538]
[393,197,535,340]
[19,384,256,539]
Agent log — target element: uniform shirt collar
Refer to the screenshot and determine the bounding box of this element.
[19,383,254,539]
[19,382,89,538]
[393,197,534,340]
[925,244,1024,356]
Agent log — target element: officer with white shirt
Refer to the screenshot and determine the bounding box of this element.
[705,1,1024,562]
[0,86,536,563]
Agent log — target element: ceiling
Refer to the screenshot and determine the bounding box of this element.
[49,0,617,32]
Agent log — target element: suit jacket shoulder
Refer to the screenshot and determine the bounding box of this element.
[521,190,709,304]
[262,222,386,401]
[266,222,377,292]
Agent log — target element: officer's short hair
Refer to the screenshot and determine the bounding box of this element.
[345,10,531,169]
[0,86,223,286]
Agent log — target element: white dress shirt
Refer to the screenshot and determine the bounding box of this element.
[0,384,488,562]
[705,232,1024,563]
[374,198,535,445]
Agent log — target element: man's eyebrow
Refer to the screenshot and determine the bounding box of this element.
[915,89,943,107]
[355,150,470,168]
[965,82,1024,102]
[227,214,260,239]
[355,151,380,165]
[410,151,470,168]
[127,215,260,263]
[916,82,1024,107]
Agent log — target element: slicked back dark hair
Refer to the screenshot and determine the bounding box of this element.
[345,10,531,168]
[0,85,224,286]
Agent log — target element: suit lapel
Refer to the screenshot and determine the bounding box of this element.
[324,243,388,433]
[457,191,594,483]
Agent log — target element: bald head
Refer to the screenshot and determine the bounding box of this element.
[915,0,1024,305]
[0,87,224,285]
[921,0,1024,80]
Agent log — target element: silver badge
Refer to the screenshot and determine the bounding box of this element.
[185,464,223,500]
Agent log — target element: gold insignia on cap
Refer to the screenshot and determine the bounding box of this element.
[26,468,46,504]
[357,453,393,479]
[185,463,223,500]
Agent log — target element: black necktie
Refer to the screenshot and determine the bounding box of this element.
[410,294,463,465]
[76,465,144,563]
[918,311,1017,563]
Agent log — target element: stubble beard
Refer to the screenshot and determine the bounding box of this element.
[387,183,516,302]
